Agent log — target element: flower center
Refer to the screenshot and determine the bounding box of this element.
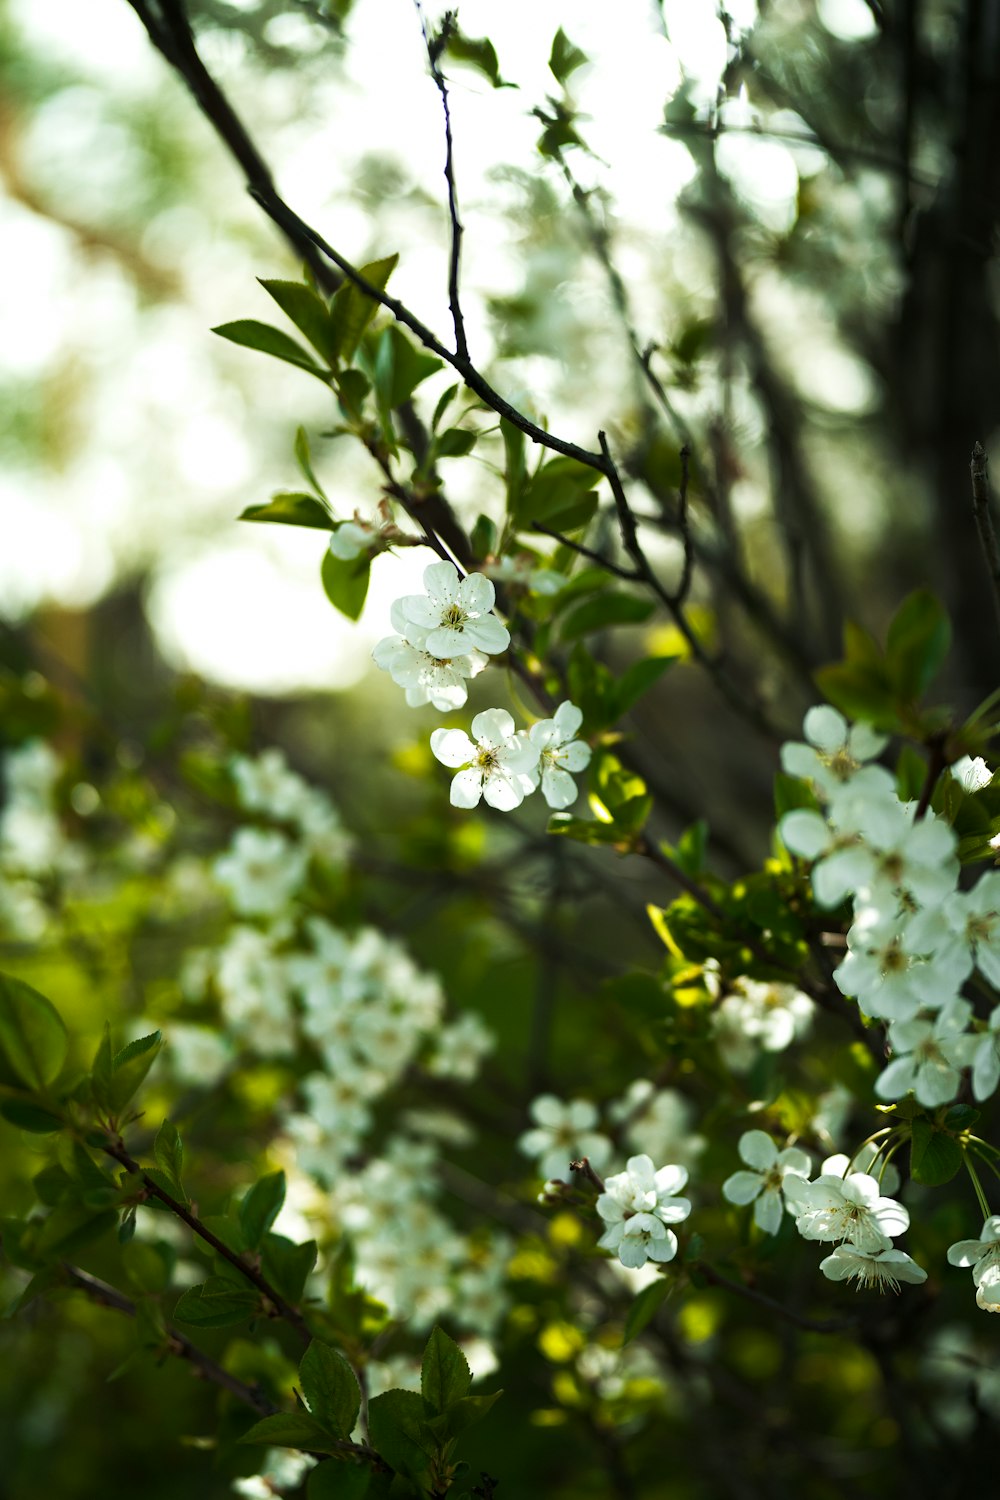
[823,748,858,781]
[443,603,467,627]
[476,748,500,774]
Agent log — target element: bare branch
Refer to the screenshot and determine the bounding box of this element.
[416,5,469,361]
[61,1264,279,1415]
[600,431,783,741]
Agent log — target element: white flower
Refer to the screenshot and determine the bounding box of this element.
[165,1024,234,1087]
[425,1013,495,1081]
[520,701,591,810]
[792,1171,909,1254]
[373,600,489,711]
[973,1007,1000,1102]
[431,708,539,811]
[329,520,373,560]
[3,740,62,804]
[396,560,510,657]
[875,1000,977,1108]
[213,827,308,916]
[722,1130,811,1234]
[711,978,814,1071]
[780,705,890,802]
[518,1095,612,1182]
[231,749,308,821]
[819,1244,927,1291]
[834,907,959,1021]
[596,1154,691,1269]
[782,801,958,912]
[484,553,564,595]
[907,872,1000,992]
[607,1082,704,1166]
[820,1146,901,1197]
[951,755,993,793]
[947,1217,1000,1311]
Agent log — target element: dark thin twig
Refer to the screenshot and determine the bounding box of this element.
[417,5,469,362]
[62,1265,386,1467]
[693,1261,857,1336]
[531,521,639,579]
[673,443,694,607]
[101,1135,312,1344]
[601,431,782,741]
[61,1264,279,1415]
[970,441,1000,645]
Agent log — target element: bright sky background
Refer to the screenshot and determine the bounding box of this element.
[1,0,877,693]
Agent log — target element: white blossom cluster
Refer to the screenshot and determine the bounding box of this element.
[519,1088,702,1271]
[780,708,999,1109]
[373,560,591,811]
[723,1131,927,1290]
[775,706,1000,1303]
[170,746,507,1339]
[0,739,84,939]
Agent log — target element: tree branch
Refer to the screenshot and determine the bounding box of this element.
[100,1135,312,1344]
[61,1263,279,1415]
[418,5,469,362]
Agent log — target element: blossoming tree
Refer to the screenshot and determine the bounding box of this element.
[4,2,1000,1497]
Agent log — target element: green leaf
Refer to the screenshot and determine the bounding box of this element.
[675,820,708,877]
[421,1326,472,1414]
[885,589,951,701]
[433,1391,501,1441]
[239,1170,286,1251]
[300,1341,362,1438]
[321,550,370,621]
[910,1117,964,1186]
[33,1163,73,1207]
[6,1265,60,1316]
[373,325,444,409]
[328,255,399,365]
[773,771,821,820]
[335,369,372,422]
[0,1096,64,1132]
[431,384,460,431]
[367,1389,433,1481]
[91,1024,113,1111]
[434,427,477,459]
[240,1411,338,1452]
[154,1120,184,1198]
[173,1276,259,1329]
[516,456,600,531]
[0,973,68,1091]
[262,1232,317,1304]
[308,1463,371,1499]
[36,1203,118,1258]
[623,1278,671,1344]
[212,320,331,379]
[549,27,589,85]
[560,591,654,642]
[240,492,333,529]
[944,1104,980,1132]
[295,425,328,500]
[614,655,677,717]
[501,418,527,519]
[122,1240,170,1295]
[108,1031,161,1113]
[259,279,339,366]
[443,27,509,88]
[470,514,497,561]
[813,661,897,728]
[548,814,633,846]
